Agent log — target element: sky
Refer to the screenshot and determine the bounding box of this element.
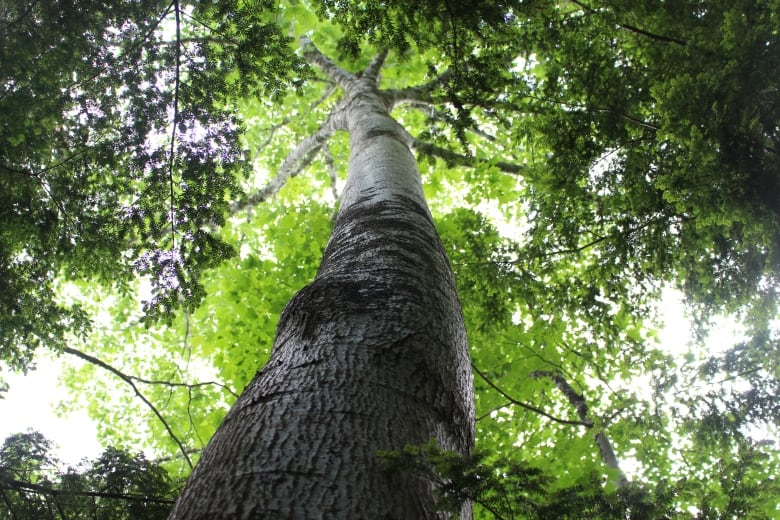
[0,353,103,466]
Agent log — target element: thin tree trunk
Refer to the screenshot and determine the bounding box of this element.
[169,47,474,519]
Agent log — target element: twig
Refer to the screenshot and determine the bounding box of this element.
[0,474,175,504]
[471,363,590,427]
[475,401,513,422]
[63,347,193,469]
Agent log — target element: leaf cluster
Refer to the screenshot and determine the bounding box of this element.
[379,439,779,520]
[0,0,308,369]
[509,0,780,329]
[0,431,175,520]
[378,441,667,520]
[315,0,533,59]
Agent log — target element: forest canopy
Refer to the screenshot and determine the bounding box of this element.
[1,0,778,517]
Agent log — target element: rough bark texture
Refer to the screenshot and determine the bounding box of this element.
[170,51,474,519]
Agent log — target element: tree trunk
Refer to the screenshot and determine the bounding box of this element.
[169,50,474,519]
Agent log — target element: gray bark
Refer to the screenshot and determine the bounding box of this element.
[170,44,474,519]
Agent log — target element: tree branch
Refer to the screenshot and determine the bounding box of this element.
[231,105,342,215]
[0,474,175,505]
[300,36,356,91]
[531,370,629,488]
[471,363,591,427]
[251,83,338,164]
[0,159,78,228]
[167,0,182,250]
[363,49,389,82]
[517,212,670,263]
[619,21,687,46]
[476,401,514,422]
[382,69,454,108]
[518,95,660,131]
[63,347,193,469]
[322,143,339,201]
[129,374,239,399]
[567,0,687,46]
[401,128,524,174]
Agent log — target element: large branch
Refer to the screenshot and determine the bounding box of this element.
[300,36,356,90]
[531,370,629,488]
[400,128,524,174]
[251,83,338,163]
[63,347,193,469]
[230,106,342,215]
[230,39,354,216]
[472,363,591,427]
[362,49,389,82]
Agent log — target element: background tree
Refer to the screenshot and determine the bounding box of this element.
[1,0,778,518]
[0,431,174,519]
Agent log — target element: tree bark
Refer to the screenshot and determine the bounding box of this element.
[169,45,474,519]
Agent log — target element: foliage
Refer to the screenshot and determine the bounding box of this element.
[509,0,780,331]
[0,0,304,369]
[0,431,175,519]
[2,0,779,516]
[380,439,779,520]
[57,199,334,474]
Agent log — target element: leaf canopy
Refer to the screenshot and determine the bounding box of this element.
[2,0,779,517]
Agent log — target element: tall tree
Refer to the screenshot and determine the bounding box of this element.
[169,38,475,519]
[2,0,779,518]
